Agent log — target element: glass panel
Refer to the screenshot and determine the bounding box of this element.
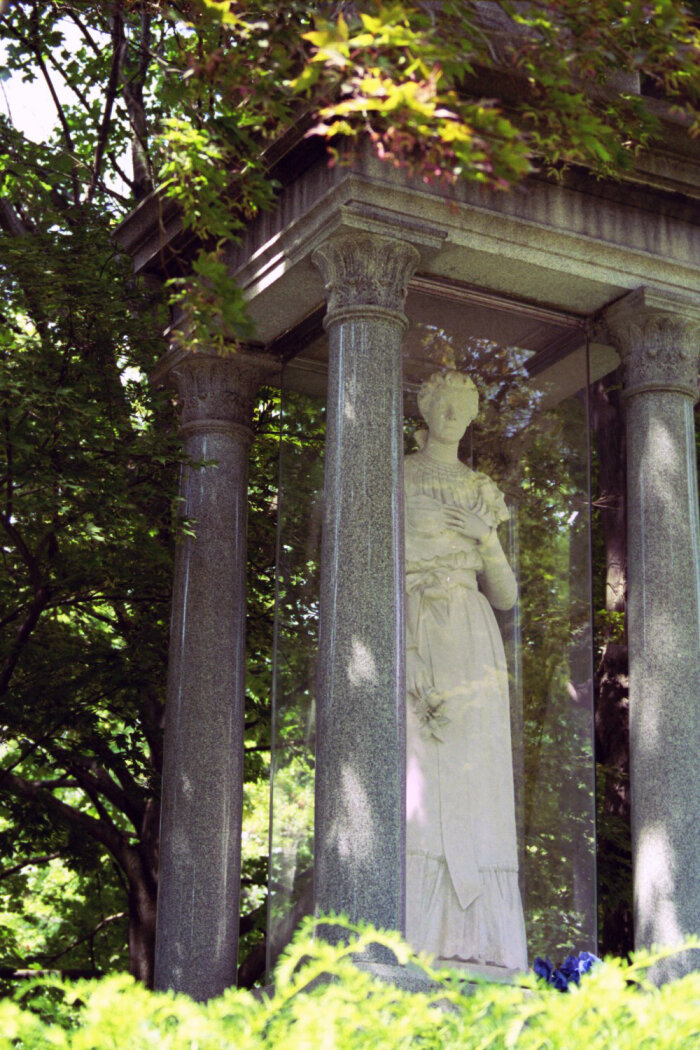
[267,375,325,974]
[402,293,597,973]
[589,358,632,958]
[269,288,598,975]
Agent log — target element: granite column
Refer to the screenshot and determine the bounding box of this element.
[154,350,271,1000]
[311,233,420,936]
[605,289,700,980]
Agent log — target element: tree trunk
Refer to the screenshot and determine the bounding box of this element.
[127,876,158,987]
[123,794,160,986]
[124,835,159,987]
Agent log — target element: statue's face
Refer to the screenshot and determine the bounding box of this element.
[421,387,475,443]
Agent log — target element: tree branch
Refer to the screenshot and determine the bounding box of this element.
[34,776,80,790]
[25,4,78,202]
[46,911,126,963]
[30,738,147,836]
[86,741,151,818]
[0,605,23,631]
[0,767,130,863]
[107,148,134,190]
[1,139,74,220]
[117,9,154,200]
[0,579,51,696]
[1,711,78,776]
[3,408,13,524]
[65,8,101,55]
[0,967,101,980]
[0,198,29,237]
[87,5,124,203]
[2,20,93,112]
[80,773,131,830]
[0,852,62,879]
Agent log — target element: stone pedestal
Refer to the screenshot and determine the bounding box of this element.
[154,350,272,1000]
[605,289,700,980]
[311,233,420,938]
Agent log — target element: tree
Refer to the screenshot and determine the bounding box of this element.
[1,0,698,986]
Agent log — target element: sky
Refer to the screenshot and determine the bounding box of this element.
[0,19,86,141]
[1,18,130,196]
[0,71,60,141]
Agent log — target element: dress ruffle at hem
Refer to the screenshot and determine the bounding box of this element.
[406,852,528,971]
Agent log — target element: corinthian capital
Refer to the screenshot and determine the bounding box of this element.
[156,350,277,439]
[603,289,700,400]
[312,233,420,322]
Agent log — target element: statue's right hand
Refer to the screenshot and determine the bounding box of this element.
[442,503,491,542]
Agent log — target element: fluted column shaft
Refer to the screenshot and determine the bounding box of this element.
[311,233,420,935]
[154,351,270,1000]
[605,289,700,980]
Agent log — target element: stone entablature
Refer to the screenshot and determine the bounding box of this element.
[222,151,700,349]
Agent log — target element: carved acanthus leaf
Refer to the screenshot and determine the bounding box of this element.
[312,234,420,316]
[603,303,700,396]
[170,354,267,433]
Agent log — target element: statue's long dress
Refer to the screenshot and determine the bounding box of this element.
[405,450,528,970]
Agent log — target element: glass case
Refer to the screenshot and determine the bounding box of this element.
[267,378,325,972]
[268,280,602,974]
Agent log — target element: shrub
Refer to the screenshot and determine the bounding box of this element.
[1,918,699,1049]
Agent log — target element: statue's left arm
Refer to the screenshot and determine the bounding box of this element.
[477,529,517,611]
[473,474,517,611]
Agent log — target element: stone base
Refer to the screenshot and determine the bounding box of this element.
[433,958,524,982]
[352,959,443,994]
[352,957,524,994]
[254,954,529,1004]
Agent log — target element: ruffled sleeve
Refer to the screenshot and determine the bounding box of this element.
[474,472,510,527]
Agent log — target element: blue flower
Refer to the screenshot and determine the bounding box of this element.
[560,954,582,985]
[534,951,600,992]
[551,968,570,992]
[533,956,554,982]
[577,951,599,975]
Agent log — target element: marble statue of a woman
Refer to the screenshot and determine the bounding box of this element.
[405,370,528,971]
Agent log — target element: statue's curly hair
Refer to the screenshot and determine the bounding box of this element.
[417,370,479,422]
